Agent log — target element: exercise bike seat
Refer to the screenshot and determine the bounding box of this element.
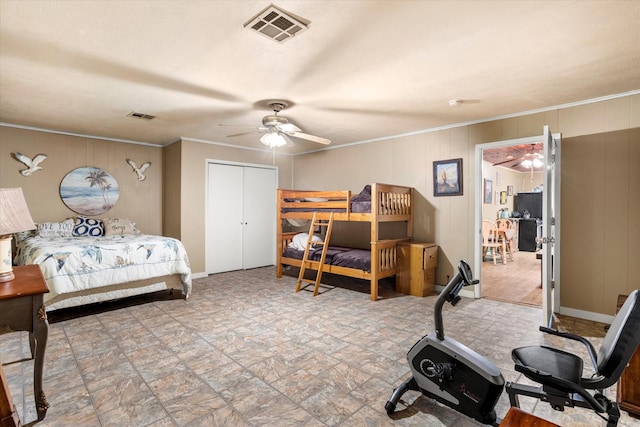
[506,289,640,426]
[512,345,584,390]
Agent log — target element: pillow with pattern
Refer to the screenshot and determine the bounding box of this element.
[103,217,140,236]
[36,219,74,238]
[73,216,104,237]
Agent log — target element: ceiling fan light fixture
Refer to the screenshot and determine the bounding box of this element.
[260,130,287,147]
[521,157,543,169]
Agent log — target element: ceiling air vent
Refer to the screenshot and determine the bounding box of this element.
[127,111,155,120]
[244,4,310,43]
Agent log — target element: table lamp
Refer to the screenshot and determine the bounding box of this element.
[0,188,36,282]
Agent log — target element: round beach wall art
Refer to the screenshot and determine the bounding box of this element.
[60,166,119,215]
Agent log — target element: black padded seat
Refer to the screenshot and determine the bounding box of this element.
[506,290,640,426]
[512,345,583,385]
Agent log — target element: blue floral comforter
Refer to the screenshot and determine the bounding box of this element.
[15,234,192,304]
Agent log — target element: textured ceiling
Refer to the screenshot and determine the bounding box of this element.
[1,1,639,160]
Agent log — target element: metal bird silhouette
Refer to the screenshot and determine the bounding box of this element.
[13,152,47,176]
[126,159,151,181]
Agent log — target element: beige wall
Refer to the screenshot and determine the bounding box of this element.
[162,140,181,239]
[170,138,294,274]
[562,129,639,314]
[292,94,640,316]
[0,126,163,234]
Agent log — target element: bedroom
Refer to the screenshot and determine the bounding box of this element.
[1,1,640,426]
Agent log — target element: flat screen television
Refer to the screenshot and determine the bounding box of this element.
[515,192,543,219]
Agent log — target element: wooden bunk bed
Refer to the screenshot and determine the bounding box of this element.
[276,183,413,300]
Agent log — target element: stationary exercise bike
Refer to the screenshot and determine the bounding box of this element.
[385,260,504,425]
[386,260,640,427]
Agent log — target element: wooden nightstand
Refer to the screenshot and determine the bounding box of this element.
[0,265,50,421]
[396,242,438,297]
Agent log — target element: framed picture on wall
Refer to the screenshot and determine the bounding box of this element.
[433,158,463,196]
[507,185,514,196]
[495,191,500,205]
[500,191,507,204]
[483,179,492,204]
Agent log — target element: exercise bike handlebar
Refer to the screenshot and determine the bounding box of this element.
[434,260,478,341]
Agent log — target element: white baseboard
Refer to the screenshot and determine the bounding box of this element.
[434,284,615,325]
[558,306,614,325]
[192,271,207,279]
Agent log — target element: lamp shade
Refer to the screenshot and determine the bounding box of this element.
[0,188,36,236]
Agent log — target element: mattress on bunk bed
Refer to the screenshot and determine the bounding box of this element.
[282,185,372,214]
[282,246,371,272]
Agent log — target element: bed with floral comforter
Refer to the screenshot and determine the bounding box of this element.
[15,234,192,311]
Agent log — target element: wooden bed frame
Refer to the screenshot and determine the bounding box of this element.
[44,274,188,312]
[276,183,413,300]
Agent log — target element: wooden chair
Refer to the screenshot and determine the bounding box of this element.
[482,220,506,265]
[496,218,516,260]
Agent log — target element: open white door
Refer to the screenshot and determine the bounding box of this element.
[541,126,561,327]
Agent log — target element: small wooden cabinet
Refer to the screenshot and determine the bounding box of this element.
[396,242,438,297]
[0,265,50,421]
[617,294,640,416]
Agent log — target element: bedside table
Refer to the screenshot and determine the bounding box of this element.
[0,265,50,421]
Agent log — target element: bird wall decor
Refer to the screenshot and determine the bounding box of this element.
[12,152,47,176]
[126,159,151,181]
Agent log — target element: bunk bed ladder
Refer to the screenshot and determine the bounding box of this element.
[296,212,334,296]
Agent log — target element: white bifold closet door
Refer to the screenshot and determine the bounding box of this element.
[206,162,276,274]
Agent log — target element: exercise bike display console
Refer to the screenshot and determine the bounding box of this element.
[385,260,505,426]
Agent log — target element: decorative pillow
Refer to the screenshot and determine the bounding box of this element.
[103,217,139,236]
[289,233,322,251]
[36,219,75,238]
[73,216,105,237]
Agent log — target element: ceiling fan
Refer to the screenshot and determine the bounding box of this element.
[221,100,331,148]
[493,144,544,169]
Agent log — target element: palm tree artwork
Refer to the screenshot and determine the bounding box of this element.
[60,166,120,215]
[85,169,114,210]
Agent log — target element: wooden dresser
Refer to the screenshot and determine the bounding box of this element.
[617,294,640,416]
[396,242,438,297]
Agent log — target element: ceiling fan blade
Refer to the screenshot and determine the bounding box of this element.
[223,126,270,137]
[225,130,257,137]
[287,131,331,145]
[276,123,301,133]
[493,157,522,166]
[282,134,294,146]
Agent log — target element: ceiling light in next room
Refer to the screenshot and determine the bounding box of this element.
[245,4,310,43]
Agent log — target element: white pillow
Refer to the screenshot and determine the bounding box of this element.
[103,217,140,236]
[289,233,323,251]
[36,219,74,238]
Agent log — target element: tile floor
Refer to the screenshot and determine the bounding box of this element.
[1,267,638,426]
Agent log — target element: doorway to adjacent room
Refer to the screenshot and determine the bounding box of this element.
[475,127,561,326]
